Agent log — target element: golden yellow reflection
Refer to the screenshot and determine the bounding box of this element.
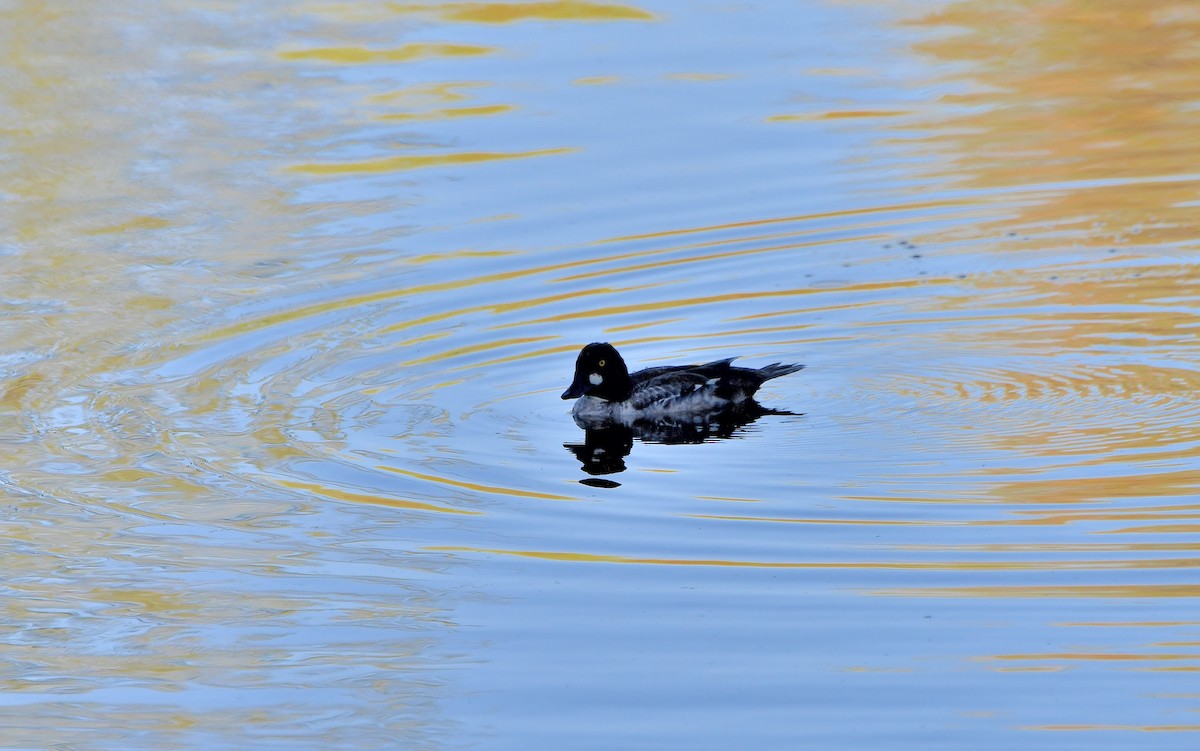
[604,317,686,333]
[1109,525,1200,535]
[597,196,978,244]
[397,335,557,367]
[982,480,1200,515]
[573,75,621,86]
[767,109,912,123]
[386,1,656,23]
[376,104,515,122]
[1025,724,1200,732]
[278,42,496,63]
[84,215,173,234]
[902,542,1200,553]
[685,513,941,526]
[462,320,831,370]
[878,585,1200,598]
[384,282,660,342]
[289,147,575,175]
[406,249,519,265]
[898,0,1200,245]
[368,81,516,121]
[987,652,1198,662]
[378,467,576,501]
[276,479,482,515]
[1058,621,1200,628]
[0,373,48,410]
[944,274,1200,357]
[369,81,488,104]
[427,547,1200,572]
[663,72,736,82]
[429,547,815,567]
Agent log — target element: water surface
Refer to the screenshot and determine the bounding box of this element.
[2,0,1200,748]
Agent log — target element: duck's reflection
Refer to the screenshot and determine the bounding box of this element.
[564,426,634,481]
[564,402,797,483]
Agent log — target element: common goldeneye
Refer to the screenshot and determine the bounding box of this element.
[560,342,804,425]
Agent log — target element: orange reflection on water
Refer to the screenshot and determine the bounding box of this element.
[1107,525,1200,535]
[984,475,1200,509]
[900,0,1200,245]
[277,478,483,515]
[378,466,576,501]
[663,72,736,82]
[949,272,1200,355]
[386,1,656,23]
[368,81,489,104]
[877,585,1200,598]
[512,288,809,325]
[368,81,516,122]
[278,42,496,64]
[397,335,557,367]
[427,547,1200,572]
[766,109,912,123]
[84,215,174,234]
[988,652,1199,663]
[377,104,515,122]
[598,196,980,245]
[289,147,576,175]
[1024,724,1200,732]
[684,513,942,527]
[573,75,622,86]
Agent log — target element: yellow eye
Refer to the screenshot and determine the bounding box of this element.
[598,359,606,367]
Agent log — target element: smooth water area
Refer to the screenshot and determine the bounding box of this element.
[3,1,1200,748]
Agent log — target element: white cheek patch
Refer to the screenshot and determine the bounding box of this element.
[588,372,603,386]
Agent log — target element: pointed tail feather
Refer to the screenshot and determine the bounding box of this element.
[758,362,805,381]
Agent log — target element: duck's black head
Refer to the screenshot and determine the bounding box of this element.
[561,342,633,402]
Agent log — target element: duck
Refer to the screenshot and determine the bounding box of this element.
[560,342,804,424]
